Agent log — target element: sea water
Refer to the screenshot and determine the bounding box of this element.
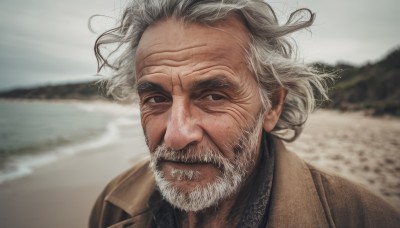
[0,100,138,183]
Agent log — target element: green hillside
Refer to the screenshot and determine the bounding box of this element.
[316,47,400,116]
[0,81,111,100]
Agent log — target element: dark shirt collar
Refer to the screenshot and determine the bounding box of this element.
[148,131,276,228]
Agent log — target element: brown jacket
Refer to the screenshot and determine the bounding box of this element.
[89,139,400,227]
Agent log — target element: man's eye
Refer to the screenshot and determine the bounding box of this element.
[148,96,168,103]
[205,94,224,101]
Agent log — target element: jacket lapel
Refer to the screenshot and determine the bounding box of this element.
[267,139,329,228]
[105,159,156,217]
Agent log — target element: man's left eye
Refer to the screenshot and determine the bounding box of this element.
[204,94,224,101]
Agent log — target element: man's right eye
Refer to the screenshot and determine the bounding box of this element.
[148,96,168,103]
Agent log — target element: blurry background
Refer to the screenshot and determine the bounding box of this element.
[0,0,399,227]
[0,0,399,90]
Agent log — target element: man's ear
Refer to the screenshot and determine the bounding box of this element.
[263,88,287,132]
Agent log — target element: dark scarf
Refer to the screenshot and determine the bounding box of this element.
[148,132,275,228]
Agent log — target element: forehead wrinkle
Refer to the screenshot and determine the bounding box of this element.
[136,16,252,90]
[137,47,242,81]
[136,43,208,74]
[139,43,207,63]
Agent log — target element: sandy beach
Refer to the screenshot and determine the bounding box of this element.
[0,107,399,228]
[287,110,400,211]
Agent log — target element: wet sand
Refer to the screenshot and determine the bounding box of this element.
[0,109,399,228]
[0,133,149,228]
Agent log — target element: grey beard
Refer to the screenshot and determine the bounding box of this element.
[149,115,264,212]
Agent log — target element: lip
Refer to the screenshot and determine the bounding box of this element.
[161,160,216,170]
[159,160,222,184]
[158,157,223,168]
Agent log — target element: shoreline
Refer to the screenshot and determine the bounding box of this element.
[0,135,149,228]
[0,100,140,184]
[0,98,115,104]
[0,99,149,227]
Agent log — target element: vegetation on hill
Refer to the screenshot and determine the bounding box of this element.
[0,81,112,101]
[315,47,400,116]
[0,47,399,116]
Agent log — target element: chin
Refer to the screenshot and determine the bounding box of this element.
[153,165,243,212]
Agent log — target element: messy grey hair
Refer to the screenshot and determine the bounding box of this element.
[94,0,333,141]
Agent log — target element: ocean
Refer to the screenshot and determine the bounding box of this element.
[0,100,139,183]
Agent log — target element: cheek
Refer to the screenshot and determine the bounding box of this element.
[200,114,245,159]
[141,112,167,152]
[200,102,258,133]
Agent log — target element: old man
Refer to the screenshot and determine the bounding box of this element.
[89,0,400,227]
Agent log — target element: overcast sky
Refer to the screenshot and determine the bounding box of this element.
[0,0,399,91]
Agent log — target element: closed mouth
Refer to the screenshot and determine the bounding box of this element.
[158,158,223,170]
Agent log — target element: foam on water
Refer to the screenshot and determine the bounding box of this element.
[0,102,140,184]
[0,116,138,184]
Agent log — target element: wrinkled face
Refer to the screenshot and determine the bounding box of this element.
[136,16,264,211]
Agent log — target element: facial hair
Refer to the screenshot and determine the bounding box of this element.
[149,114,264,212]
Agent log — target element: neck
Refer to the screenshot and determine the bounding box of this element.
[178,194,241,228]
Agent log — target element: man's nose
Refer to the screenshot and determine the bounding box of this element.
[164,100,203,150]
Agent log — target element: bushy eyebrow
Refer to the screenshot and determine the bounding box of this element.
[137,81,167,95]
[136,76,239,96]
[191,76,239,92]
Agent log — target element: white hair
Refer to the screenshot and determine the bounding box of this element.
[94,0,334,141]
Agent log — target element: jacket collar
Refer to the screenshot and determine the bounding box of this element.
[267,139,329,227]
[105,158,155,217]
